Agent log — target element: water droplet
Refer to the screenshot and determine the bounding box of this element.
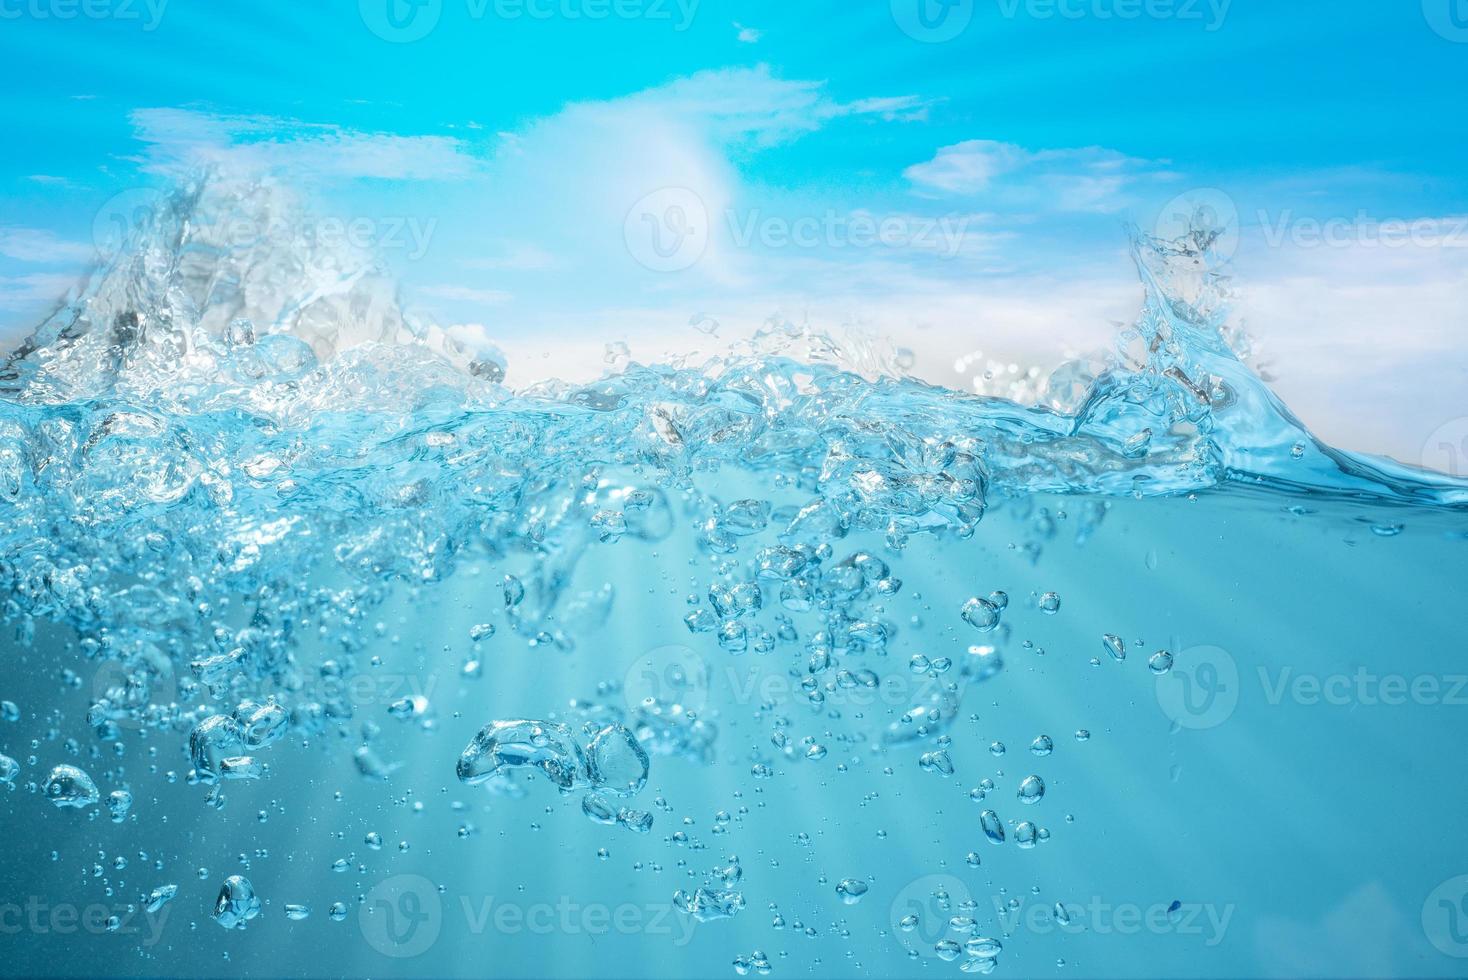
[1149,650,1174,674]
[961,597,1001,632]
[980,810,1005,844]
[1017,775,1045,804]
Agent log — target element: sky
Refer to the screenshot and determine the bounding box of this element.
[0,0,1466,465]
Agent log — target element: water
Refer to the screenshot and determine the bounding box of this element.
[1,178,1466,978]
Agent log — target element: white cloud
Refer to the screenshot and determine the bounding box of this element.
[128,108,482,181]
[0,227,94,265]
[734,22,761,43]
[0,273,81,310]
[905,139,1174,212]
[418,285,514,305]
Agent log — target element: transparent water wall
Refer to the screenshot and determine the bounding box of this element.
[1,180,1466,979]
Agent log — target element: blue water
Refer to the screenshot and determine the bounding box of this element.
[2,178,1467,978]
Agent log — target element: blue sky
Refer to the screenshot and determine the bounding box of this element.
[1,0,1466,461]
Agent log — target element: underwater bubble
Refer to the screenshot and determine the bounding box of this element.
[106,789,133,823]
[0,753,21,784]
[836,879,868,904]
[212,875,262,930]
[1039,592,1062,614]
[235,699,288,749]
[1030,735,1053,756]
[961,597,1001,632]
[329,902,347,922]
[219,756,264,781]
[989,741,1005,757]
[0,701,17,722]
[919,751,955,777]
[457,719,587,791]
[966,936,1003,958]
[898,913,919,932]
[42,764,99,809]
[675,886,745,922]
[1167,900,1183,924]
[364,831,383,850]
[1102,633,1126,662]
[1054,902,1072,924]
[617,807,654,834]
[1149,650,1175,674]
[145,885,177,914]
[586,723,651,797]
[1014,822,1039,848]
[582,793,618,825]
[935,939,963,961]
[469,623,496,642]
[284,904,311,921]
[1075,729,1091,742]
[1017,775,1045,804]
[980,810,1005,844]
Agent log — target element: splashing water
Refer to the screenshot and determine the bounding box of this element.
[1,175,1465,978]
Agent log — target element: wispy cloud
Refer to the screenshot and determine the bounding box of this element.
[734,22,762,43]
[418,285,513,305]
[128,108,483,181]
[0,227,94,265]
[906,139,1175,212]
[0,273,81,310]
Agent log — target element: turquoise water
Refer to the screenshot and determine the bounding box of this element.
[1,179,1467,978]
